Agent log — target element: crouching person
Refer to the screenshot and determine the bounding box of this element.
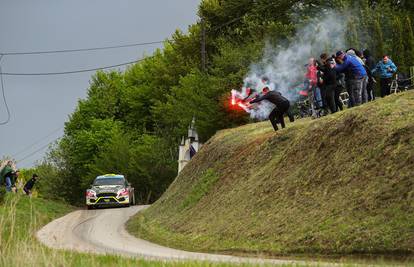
[23,174,39,196]
[250,87,290,131]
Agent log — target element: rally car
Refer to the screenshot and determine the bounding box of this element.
[85,174,135,209]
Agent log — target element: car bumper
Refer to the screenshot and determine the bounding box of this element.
[86,196,129,206]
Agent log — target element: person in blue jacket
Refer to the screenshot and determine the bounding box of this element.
[372,55,397,97]
[334,50,367,106]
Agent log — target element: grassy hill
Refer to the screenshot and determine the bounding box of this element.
[128,91,414,260]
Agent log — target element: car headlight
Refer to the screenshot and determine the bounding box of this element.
[86,189,96,198]
[117,188,129,197]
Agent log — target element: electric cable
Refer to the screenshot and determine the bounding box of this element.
[1,40,165,55]
[0,55,11,125]
[11,126,63,158]
[16,140,57,164]
[0,58,151,76]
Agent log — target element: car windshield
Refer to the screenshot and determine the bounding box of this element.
[93,178,124,186]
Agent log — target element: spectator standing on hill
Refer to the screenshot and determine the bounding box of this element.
[335,53,354,107]
[250,87,290,131]
[363,49,376,101]
[317,56,328,113]
[24,174,39,196]
[322,58,338,113]
[335,72,345,111]
[305,58,320,117]
[372,55,397,97]
[352,50,369,104]
[334,51,367,106]
[11,170,20,193]
[1,161,14,192]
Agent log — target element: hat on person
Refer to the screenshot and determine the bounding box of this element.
[346,50,356,56]
[33,174,38,178]
[336,50,345,58]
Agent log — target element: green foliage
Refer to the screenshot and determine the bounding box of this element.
[86,133,176,203]
[404,16,414,71]
[392,16,406,72]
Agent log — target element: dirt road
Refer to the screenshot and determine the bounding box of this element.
[36,205,333,265]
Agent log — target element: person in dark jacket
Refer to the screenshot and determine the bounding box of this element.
[335,72,345,111]
[23,174,39,195]
[363,49,376,101]
[321,58,338,113]
[372,55,397,97]
[334,50,367,106]
[318,55,328,113]
[1,161,17,192]
[1,161,13,191]
[250,87,290,131]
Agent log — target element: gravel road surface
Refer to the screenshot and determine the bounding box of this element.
[37,205,338,266]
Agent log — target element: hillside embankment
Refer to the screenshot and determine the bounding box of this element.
[128,91,414,259]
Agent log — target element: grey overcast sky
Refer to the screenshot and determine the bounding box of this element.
[0,0,201,168]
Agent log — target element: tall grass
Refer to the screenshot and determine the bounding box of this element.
[0,194,314,267]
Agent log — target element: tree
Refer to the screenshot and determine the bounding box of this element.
[392,15,406,72]
[404,16,414,70]
[373,16,385,59]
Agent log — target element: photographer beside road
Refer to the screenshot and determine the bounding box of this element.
[23,174,39,196]
[0,161,19,192]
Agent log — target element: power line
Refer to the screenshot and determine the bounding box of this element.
[0,58,150,76]
[11,126,63,158]
[1,40,165,56]
[16,140,57,164]
[0,55,11,125]
[208,1,276,32]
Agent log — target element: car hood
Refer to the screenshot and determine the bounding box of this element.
[91,185,124,194]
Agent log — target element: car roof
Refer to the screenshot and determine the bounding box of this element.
[95,174,125,179]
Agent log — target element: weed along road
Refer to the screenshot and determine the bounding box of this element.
[36,206,337,266]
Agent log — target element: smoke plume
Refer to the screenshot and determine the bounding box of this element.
[236,10,349,120]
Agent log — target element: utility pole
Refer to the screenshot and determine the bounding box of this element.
[201,17,206,72]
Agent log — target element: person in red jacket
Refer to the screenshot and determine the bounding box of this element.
[305,58,319,117]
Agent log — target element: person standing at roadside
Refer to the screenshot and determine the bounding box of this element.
[372,55,397,97]
[1,161,14,192]
[23,174,39,196]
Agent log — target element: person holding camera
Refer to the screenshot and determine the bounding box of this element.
[372,55,397,97]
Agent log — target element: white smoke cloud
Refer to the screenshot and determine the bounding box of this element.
[236,10,349,120]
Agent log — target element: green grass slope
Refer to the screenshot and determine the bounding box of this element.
[2,195,304,267]
[128,91,414,259]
